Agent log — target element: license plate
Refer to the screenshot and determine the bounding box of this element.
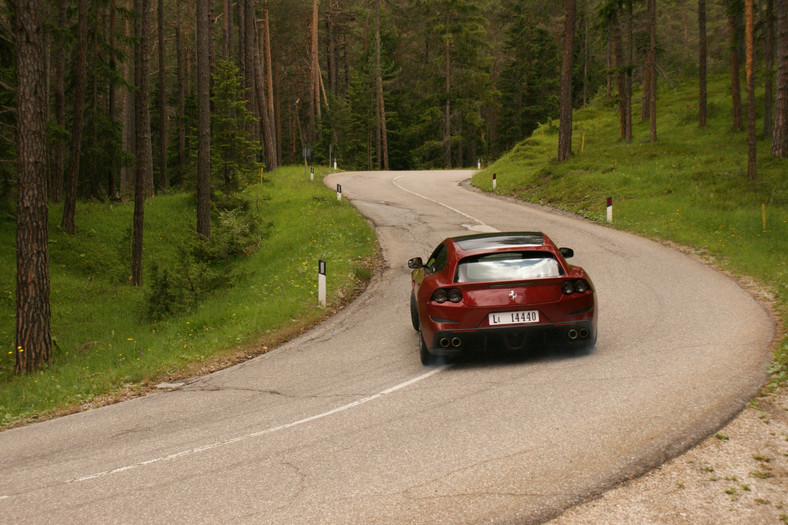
[488,310,539,326]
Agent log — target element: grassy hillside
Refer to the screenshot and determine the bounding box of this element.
[0,166,376,427]
[472,74,787,383]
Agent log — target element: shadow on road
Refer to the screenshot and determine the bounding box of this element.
[430,342,596,370]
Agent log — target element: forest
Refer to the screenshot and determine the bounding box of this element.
[4,0,788,373]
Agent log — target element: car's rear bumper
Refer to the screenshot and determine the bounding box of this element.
[426,321,596,356]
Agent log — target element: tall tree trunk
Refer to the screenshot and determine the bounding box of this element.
[132,0,153,286]
[310,0,320,142]
[647,0,657,142]
[243,0,259,146]
[699,0,707,127]
[89,62,101,198]
[120,0,135,200]
[260,11,277,170]
[254,22,274,170]
[375,0,389,170]
[746,0,756,180]
[764,0,775,137]
[772,0,788,157]
[625,0,632,143]
[641,0,651,122]
[443,7,451,168]
[613,7,627,141]
[157,0,168,191]
[583,0,589,106]
[175,0,186,186]
[238,0,245,80]
[264,9,276,146]
[558,0,576,162]
[196,0,211,237]
[61,0,89,234]
[275,56,283,163]
[327,0,337,96]
[222,0,231,58]
[729,5,743,130]
[108,0,118,199]
[641,59,651,120]
[51,0,66,202]
[15,0,52,373]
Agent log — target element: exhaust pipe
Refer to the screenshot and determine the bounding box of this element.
[567,329,579,340]
[451,337,462,348]
[579,328,590,339]
[440,338,451,348]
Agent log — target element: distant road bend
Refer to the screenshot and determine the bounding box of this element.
[0,170,774,524]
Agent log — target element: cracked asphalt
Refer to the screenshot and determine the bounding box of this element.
[0,170,775,524]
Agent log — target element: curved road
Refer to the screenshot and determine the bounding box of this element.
[0,170,774,524]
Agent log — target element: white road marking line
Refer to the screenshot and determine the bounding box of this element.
[392,174,489,227]
[66,367,447,484]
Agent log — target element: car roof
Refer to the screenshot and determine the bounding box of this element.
[449,232,550,253]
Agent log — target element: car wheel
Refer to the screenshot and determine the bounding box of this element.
[419,328,435,366]
[410,292,420,331]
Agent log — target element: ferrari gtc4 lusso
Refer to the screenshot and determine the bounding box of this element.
[408,232,597,364]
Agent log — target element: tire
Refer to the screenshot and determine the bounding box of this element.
[419,328,435,366]
[410,292,420,331]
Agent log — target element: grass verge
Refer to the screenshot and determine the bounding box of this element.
[0,166,377,428]
[472,74,787,384]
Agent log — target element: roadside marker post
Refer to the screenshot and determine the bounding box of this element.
[606,197,613,223]
[337,184,342,201]
[492,173,497,191]
[318,260,326,307]
[310,167,314,181]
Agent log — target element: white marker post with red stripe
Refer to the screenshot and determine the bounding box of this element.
[492,173,497,191]
[318,260,326,307]
[606,197,613,223]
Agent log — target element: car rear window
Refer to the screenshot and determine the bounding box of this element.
[455,251,563,283]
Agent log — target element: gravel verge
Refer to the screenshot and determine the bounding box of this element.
[549,387,788,524]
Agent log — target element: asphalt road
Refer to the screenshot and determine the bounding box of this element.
[0,170,774,524]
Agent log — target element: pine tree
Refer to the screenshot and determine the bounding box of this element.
[496,2,558,155]
[211,59,262,193]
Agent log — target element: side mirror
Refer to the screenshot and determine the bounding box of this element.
[559,247,574,259]
[408,257,424,269]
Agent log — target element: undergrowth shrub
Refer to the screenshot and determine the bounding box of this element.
[145,194,268,320]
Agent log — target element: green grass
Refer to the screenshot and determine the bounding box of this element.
[0,166,376,427]
[472,74,788,385]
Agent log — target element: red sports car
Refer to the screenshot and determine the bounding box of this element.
[408,232,597,364]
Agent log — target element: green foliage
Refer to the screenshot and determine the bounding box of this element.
[145,193,268,320]
[416,0,492,168]
[210,59,262,191]
[65,1,133,200]
[495,1,559,155]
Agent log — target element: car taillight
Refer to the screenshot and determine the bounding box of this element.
[431,288,463,303]
[448,289,463,303]
[562,279,590,295]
